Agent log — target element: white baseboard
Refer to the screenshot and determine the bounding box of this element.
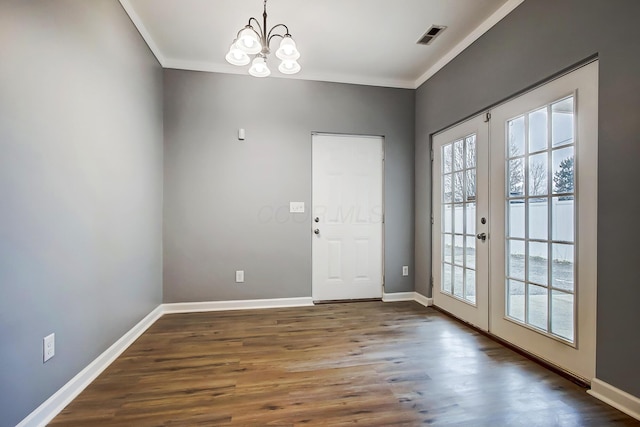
[382,291,433,308]
[414,292,434,307]
[162,297,314,314]
[588,378,640,421]
[17,305,164,427]
[382,292,415,302]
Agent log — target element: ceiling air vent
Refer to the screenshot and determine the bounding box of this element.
[417,25,447,45]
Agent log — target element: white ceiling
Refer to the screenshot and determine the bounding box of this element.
[120,0,523,89]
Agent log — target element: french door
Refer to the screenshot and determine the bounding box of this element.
[432,114,489,331]
[432,61,598,381]
[489,62,598,381]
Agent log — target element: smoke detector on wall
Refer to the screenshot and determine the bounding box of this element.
[417,25,447,45]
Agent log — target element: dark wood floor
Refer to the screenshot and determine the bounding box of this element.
[50,302,639,426]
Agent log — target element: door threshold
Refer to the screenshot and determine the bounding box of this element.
[431,305,591,389]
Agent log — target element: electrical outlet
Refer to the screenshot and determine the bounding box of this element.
[43,333,55,362]
[235,270,245,283]
[402,266,409,276]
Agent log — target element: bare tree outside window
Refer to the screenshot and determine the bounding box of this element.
[450,137,476,201]
[508,133,546,196]
[509,141,524,196]
[529,160,547,195]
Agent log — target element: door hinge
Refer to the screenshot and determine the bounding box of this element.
[382,214,385,224]
[430,276,434,288]
[431,213,434,225]
[430,149,434,161]
[484,112,491,122]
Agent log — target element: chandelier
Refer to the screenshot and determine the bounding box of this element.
[225,0,301,77]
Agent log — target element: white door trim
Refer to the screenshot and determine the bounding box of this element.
[311,133,385,301]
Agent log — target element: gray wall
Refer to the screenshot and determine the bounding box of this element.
[163,70,415,302]
[415,0,640,399]
[0,1,163,425]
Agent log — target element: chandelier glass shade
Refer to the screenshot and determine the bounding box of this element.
[225,0,301,77]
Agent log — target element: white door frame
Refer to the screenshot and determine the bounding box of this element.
[311,132,385,301]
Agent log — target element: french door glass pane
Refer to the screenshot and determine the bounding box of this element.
[529,107,548,152]
[454,266,464,297]
[509,158,524,196]
[443,144,452,173]
[465,136,476,168]
[444,205,452,233]
[552,243,574,292]
[454,206,464,234]
[551,290,574,341]
[552,98,574,147]
[454,172,464,202]
[528,284,548,330]
[466,170,476,200]
[528,242,548,286]
[552,197,574,242]
[508,201,525,238]
[509,116,525,156]
[443,175,452,203]
[454,235,464,265]
[444,234,453,263]
[465,236,476,270]
[441,135,478,305]
[454,140,464,171]
[529,153,548,196]
[443,263,452,293]
[465,269,476,303]
[505,96,576,343]
[508,239,525,280]
[528,198,548,240]
[466,202,476,235]
[552,146,574,194]
[508,280,525,322]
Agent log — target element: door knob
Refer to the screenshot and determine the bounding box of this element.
[314,217,320,223]
[476,232,487,241]
[314,229,320,235]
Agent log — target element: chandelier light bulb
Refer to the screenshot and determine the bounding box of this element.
[249,56,271,77]
[276,36,300,61]
[237,27,262,54]
[225,42,250,66]
[278,59,301,75]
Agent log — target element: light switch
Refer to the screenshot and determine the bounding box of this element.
[238,128,245,140]
[289,202,305,213]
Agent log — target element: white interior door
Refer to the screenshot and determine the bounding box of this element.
[312,134,384,301]
[432,114,490,331]
[488,61,598,381]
